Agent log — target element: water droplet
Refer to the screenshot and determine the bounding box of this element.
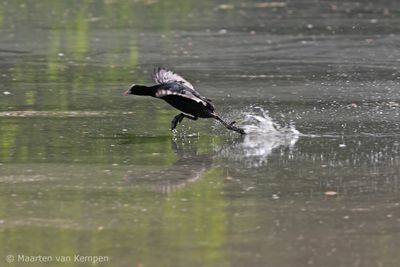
[218,29,228,34]
[324,191,338,196]
[272,194,280,200]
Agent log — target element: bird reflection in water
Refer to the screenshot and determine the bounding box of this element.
[124,138,213,194]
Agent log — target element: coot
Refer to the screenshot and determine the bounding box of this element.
[124,68,245,134]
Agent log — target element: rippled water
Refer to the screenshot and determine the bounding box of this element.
[1,0,400,267]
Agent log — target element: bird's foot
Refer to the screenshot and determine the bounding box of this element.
[225,123,244,134]
[229,125,246,135]
[227,121,245,134]
[171,118,180,130]
[171,113,185,130]
[214,115,246,135]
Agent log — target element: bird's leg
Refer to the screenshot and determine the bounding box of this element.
[171,113,198,130]
[214,115,245,135]
[182,114,198,121]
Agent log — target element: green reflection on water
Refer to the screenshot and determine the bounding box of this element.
[68,9,89,60]
[160,168,228,267]
[0,162,228,266]
[0,5,3,28]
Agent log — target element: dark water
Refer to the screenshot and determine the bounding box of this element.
[1,1,400,266]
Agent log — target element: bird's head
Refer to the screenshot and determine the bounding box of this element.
[123,84,154,96]
[123,84,136,96]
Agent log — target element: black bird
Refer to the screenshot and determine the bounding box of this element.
[123,68,245,134]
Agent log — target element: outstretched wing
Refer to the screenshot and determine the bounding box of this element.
[153,67,195,90]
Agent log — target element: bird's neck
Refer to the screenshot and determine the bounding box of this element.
[132,85,160,97]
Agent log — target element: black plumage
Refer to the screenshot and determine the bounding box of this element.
[124,68,245,134]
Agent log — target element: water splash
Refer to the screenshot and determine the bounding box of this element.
[219,107,301,167]
[241,107,299,136]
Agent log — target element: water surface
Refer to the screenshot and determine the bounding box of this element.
[1,1,400,266]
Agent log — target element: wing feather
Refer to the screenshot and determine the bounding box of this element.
[153,68,195,90]
[155,88,207,105]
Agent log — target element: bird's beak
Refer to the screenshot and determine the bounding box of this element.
[123,88,130,96]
